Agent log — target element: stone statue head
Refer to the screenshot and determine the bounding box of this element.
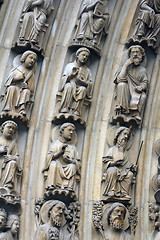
[48,201,66,227]
[0,208,7,231]
[113,127,131,147]
[107,203,126,230]
[6,214,20,236]
[1,120,17,139]
[128,45,145,65]
[60,123,75,141]
[20,50,37,69]
[76,47,90,64]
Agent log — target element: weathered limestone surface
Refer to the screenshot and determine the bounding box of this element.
[0,0,160,239]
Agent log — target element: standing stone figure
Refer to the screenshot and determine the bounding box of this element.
[0,208,7,236]
[104,203,131,240]
[35,200,65,240]
[58,47,92,117]
[0,214,20,240]
[2,51,37,119]
[112,45,149,124]
[132,0,160,49]
[102,127,136,201]
[17,0,54,52]
[43,123,81,194]
[72,0,109,54]
[0,121,21,192]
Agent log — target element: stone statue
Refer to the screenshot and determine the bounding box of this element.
[104,203,131,240]
[58,47,92,117]
[0,209,7,236]
[111,45,149,124]
[0,214,20,240]
[71,0,109,55]
[1,51,37,120]
[102,127,136,202]
[0,121,21,192]
[16,0,54,53]
[35,200,65,240]
[132,0,160,49]
[43,123,81,195]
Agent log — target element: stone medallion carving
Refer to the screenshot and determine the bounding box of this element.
[93,202,137,239]
[35,199,80,240]
[70,0,110,55]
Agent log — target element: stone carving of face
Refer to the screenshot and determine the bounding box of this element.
[3,123,16,139]
[50,203,65,227]
[77,51,90,64]
[0,213,6,231]
[63,125,75,141]
[117,129,130,148]
[24,53,37,69]
[109,206,125,230]
[10,220,20,235]
[130,47,143,65]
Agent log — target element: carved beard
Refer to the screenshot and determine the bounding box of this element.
[48,227,59,240]
[110,218,124,230]
[117,138,127,149]
[133,56,142,65]
[51,217,62,227]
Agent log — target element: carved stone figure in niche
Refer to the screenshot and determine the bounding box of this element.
[1,51,37,122]
[35,200,65,240]
[16,0,54,53]
[0,121,22,195]
[131,0,160,49]
[104,203,131,240]
[43,123,81,198]
[71,0,109,55]
[111,45,149,125]
[58,47,92,118]
[0,209,7,236]
[0,214,20,240]
[102,127,137,202]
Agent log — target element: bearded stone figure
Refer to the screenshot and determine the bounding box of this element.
[102,127,137,202]
[104,203,131,240]
[0,121,21,194]
[1,51,37,121]
[132,0,160,49]
[71,0,109,54]
[35,200,66,240]
[58,47,92,118]
[111,45,149,125]
[43,123,81,196]
[16,0,54,53]
[0,214,20,240]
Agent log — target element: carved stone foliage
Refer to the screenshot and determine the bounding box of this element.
[93,202,138,239]
[53,47,92,126]
[102,126,137,203]
[70,0,110,55]
[152,139,160,203]
[149,203,160,240]
[128,0,160,51]
[14,0,54,55]
[43,123,81,201]
[34,199,80,240]
[0,51,38,125]
[110,45,149,125]
[0,208,20,240]
[0,121,22,204]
